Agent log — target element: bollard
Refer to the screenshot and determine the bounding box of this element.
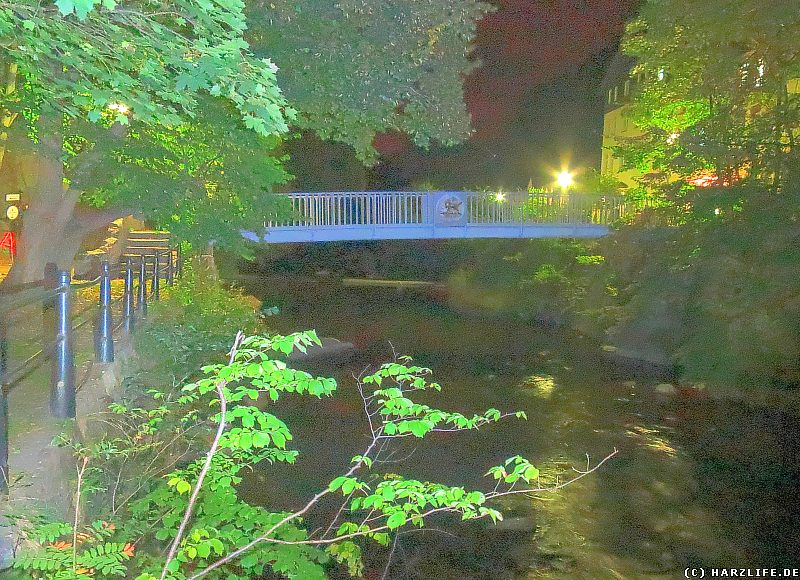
[0,385,7,494]
[123,257,134,333]
[137,255,147,318]
[50,270,75,418]
[152,251,160,301]
[94,261,114,363]
[42,262,58,353]
[166,248,174,286]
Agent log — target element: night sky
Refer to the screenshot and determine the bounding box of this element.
[289,0,639,192]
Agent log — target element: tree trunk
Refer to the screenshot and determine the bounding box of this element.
[1,113,128,285]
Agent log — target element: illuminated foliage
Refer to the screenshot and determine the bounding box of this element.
[619,0,800,189]
[0,1,488,280]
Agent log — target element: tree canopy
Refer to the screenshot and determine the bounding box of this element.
[619,0,800,189]
[246,0,489,161]
[0,1,489,281]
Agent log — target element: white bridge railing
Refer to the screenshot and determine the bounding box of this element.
[264,191,630,229]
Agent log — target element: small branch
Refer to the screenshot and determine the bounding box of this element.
[189,429,383,579]
[72,457,89,573]
[160,332,244,580]
[381,532,400,580]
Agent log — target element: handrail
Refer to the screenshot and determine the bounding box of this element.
[0,244,182,493]
[263,190,634,230]
[0,286,59,318]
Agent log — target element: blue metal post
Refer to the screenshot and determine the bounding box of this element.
[0,319,6,384]
[42,262,58,352]
[123,257,134,333]
[50,270,75,418]
[152,251,160,301]
[137,255,147,318]
[95,261,114,363]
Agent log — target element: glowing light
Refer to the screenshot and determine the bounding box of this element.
[556,170,574,190]
[688,173,717,188]
[667,132,680,145]
[108,102,129,114]
[495,192,506,202]
[714,207,721,215]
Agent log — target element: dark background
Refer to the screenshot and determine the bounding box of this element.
[287,0,639,192]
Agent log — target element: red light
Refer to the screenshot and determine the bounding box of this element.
[688,174,717,188]
[0,231,16,257]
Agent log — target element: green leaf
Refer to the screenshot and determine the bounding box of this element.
[328,476,349,492]
[386,512,407,530]
[341,478,358,495]
[523,466,539,481]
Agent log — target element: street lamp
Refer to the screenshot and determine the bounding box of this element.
[556,170,574,191]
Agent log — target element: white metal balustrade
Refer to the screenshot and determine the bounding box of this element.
[256,191,631,243]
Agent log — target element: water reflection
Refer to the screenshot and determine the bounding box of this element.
[237,276,800,578]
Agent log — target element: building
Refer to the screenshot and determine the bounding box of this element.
[600,54,642,191]
[601,53,800,191]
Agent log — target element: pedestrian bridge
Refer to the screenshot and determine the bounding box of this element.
[252,191,634,243]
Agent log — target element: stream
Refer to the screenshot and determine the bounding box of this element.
[237,275,800,579]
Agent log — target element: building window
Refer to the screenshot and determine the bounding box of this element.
[624,80,630,97]
[607,89,613,104]
[613,86,618,102]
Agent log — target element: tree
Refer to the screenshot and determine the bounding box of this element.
[246,0,488,162]
[0,1,489,283]
[618,0,800,192]
[596,0,800,386]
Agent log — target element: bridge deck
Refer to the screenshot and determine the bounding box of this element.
[256,191,631,243]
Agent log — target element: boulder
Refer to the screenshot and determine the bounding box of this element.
[654,383,677,395]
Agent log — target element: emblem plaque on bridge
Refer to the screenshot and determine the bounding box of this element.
[434,192,466,225]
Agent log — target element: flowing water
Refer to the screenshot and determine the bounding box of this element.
[238,275,800,579]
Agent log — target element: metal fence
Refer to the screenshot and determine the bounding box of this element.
[466,192,628,225]
[265,191,429,227]
[0,245,182,493]
[263,191,629,229]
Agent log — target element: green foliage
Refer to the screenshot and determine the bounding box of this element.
[82,101,293,251]
[1,0,490,270]
[14,327,562,579]
[588,0,800,387]
[246,0,491,161]
[1,1,292,134]
[133,260,263,380]
[575,168,624,196]
[446,239,619,330]
[600,183,800,386]
[14,519,134,579]
[620,0,800,189]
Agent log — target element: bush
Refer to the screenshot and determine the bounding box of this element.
[12,331,613,579]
